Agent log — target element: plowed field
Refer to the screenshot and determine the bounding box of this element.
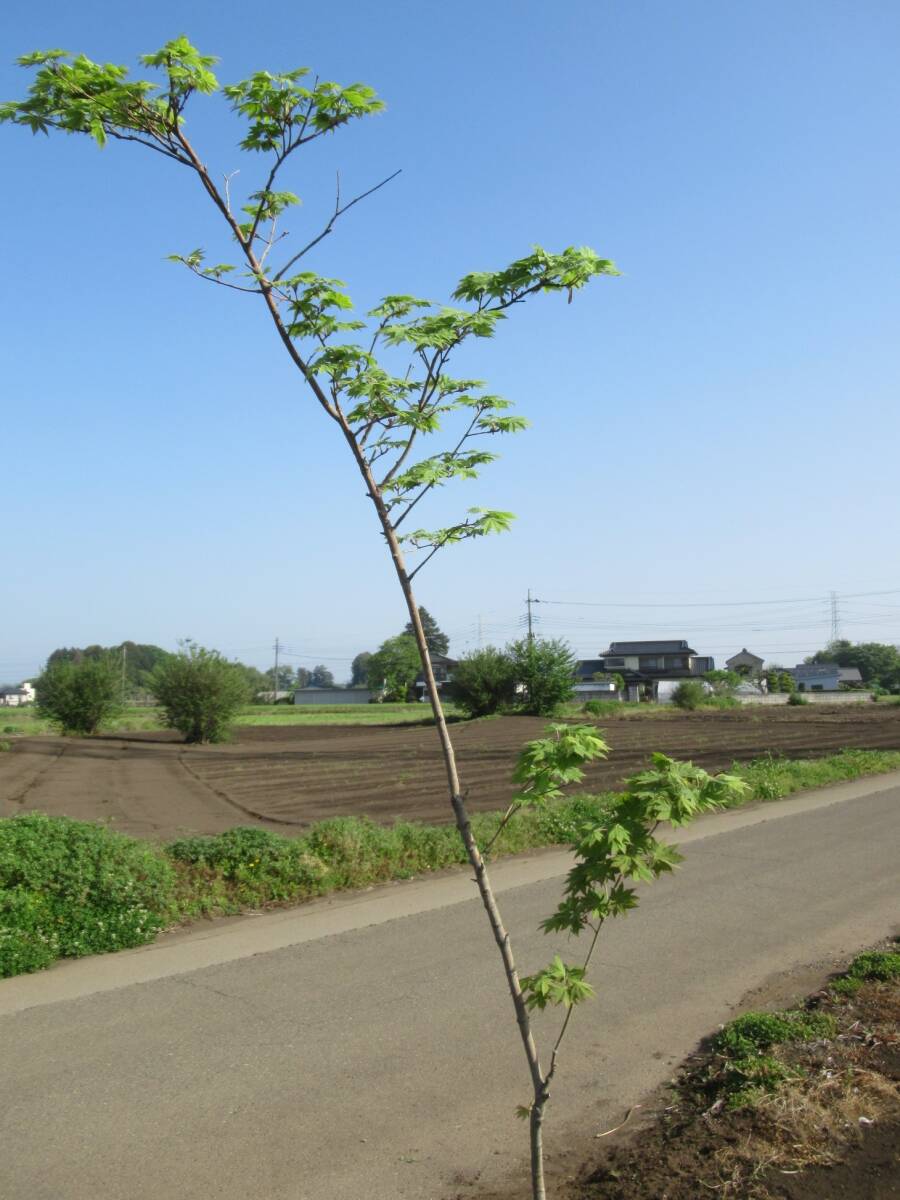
[2,706,898,841]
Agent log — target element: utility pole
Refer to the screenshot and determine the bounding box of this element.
[829,591,841,643]
[273,636,280,700]
[121,643,127,707]
[526,589,534,643]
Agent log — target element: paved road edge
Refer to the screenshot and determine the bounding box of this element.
[2,770,898,1016]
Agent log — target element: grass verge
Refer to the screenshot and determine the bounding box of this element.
[575,940,900,1199]
[2,748,899,979]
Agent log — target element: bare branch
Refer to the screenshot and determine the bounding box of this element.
[273,168,401,281]
[223,169,240,216]
[177,262,264,295]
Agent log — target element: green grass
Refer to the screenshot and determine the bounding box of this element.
[3,746,900,978]
[569,701,672,718]
[730,748,900,802]
[234,702,459,726]
[0,701,459,736]
[829,947,900,994]
[710,1008,838,1108]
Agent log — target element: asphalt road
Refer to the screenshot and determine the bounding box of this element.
[1,776,898,1200]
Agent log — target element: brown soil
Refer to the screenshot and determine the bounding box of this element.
[468,951,900,1200]
[1,706,898,841]
[568,973,900,1200]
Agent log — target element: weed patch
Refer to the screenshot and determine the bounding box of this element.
[0,813,173,977]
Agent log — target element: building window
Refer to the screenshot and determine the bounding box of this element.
[605,658,625,667]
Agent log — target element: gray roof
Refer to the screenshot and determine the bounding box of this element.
[790,663,840,679]
[838,667,863,683]
[603,641,696,656]
[726,648,764,665]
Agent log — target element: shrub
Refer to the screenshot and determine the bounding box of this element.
[0,813,174,977]
[703,669,741,696]
[582,699,619,717]
[453,646,517,716]
[508,637,576,716]
[167,826,326,904]
[34,655,122,735]
[150,642,249,743]
[671,680,707,710]
[787,692,809,706]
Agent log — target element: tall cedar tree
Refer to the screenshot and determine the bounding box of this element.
[404,606,449,655]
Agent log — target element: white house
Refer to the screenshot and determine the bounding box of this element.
[0,681,35,707]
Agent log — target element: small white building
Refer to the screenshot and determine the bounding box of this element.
[0,681,35,707]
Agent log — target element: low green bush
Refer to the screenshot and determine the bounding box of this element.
[787,693,809,706]
[453,647,518,717]
[714,1008,837,1108]
[34,655,122,735]
[167,826,326,905]
[0,813,174,977]
[715,1009,836,1056]
[672,680,707,710]
[582,699,619,717]
[847,949,900,982]
[150,643,249,744]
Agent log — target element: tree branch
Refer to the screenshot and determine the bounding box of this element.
[172,126,341,422]
[177,263,264,294]
[272,168,401,281]
[390,410,483,530]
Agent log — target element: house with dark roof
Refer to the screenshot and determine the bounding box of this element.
[597,641,715,701]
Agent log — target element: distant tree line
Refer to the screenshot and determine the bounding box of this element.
[43,642,340,702]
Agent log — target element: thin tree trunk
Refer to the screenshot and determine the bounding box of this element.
[335,415,549,1198]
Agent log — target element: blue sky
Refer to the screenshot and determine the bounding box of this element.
[3,0,899,683]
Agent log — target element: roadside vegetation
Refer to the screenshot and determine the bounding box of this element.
[3,746,899,981]
[576,940,900,1200]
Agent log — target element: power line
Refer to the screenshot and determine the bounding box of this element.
[533,587,900,609]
